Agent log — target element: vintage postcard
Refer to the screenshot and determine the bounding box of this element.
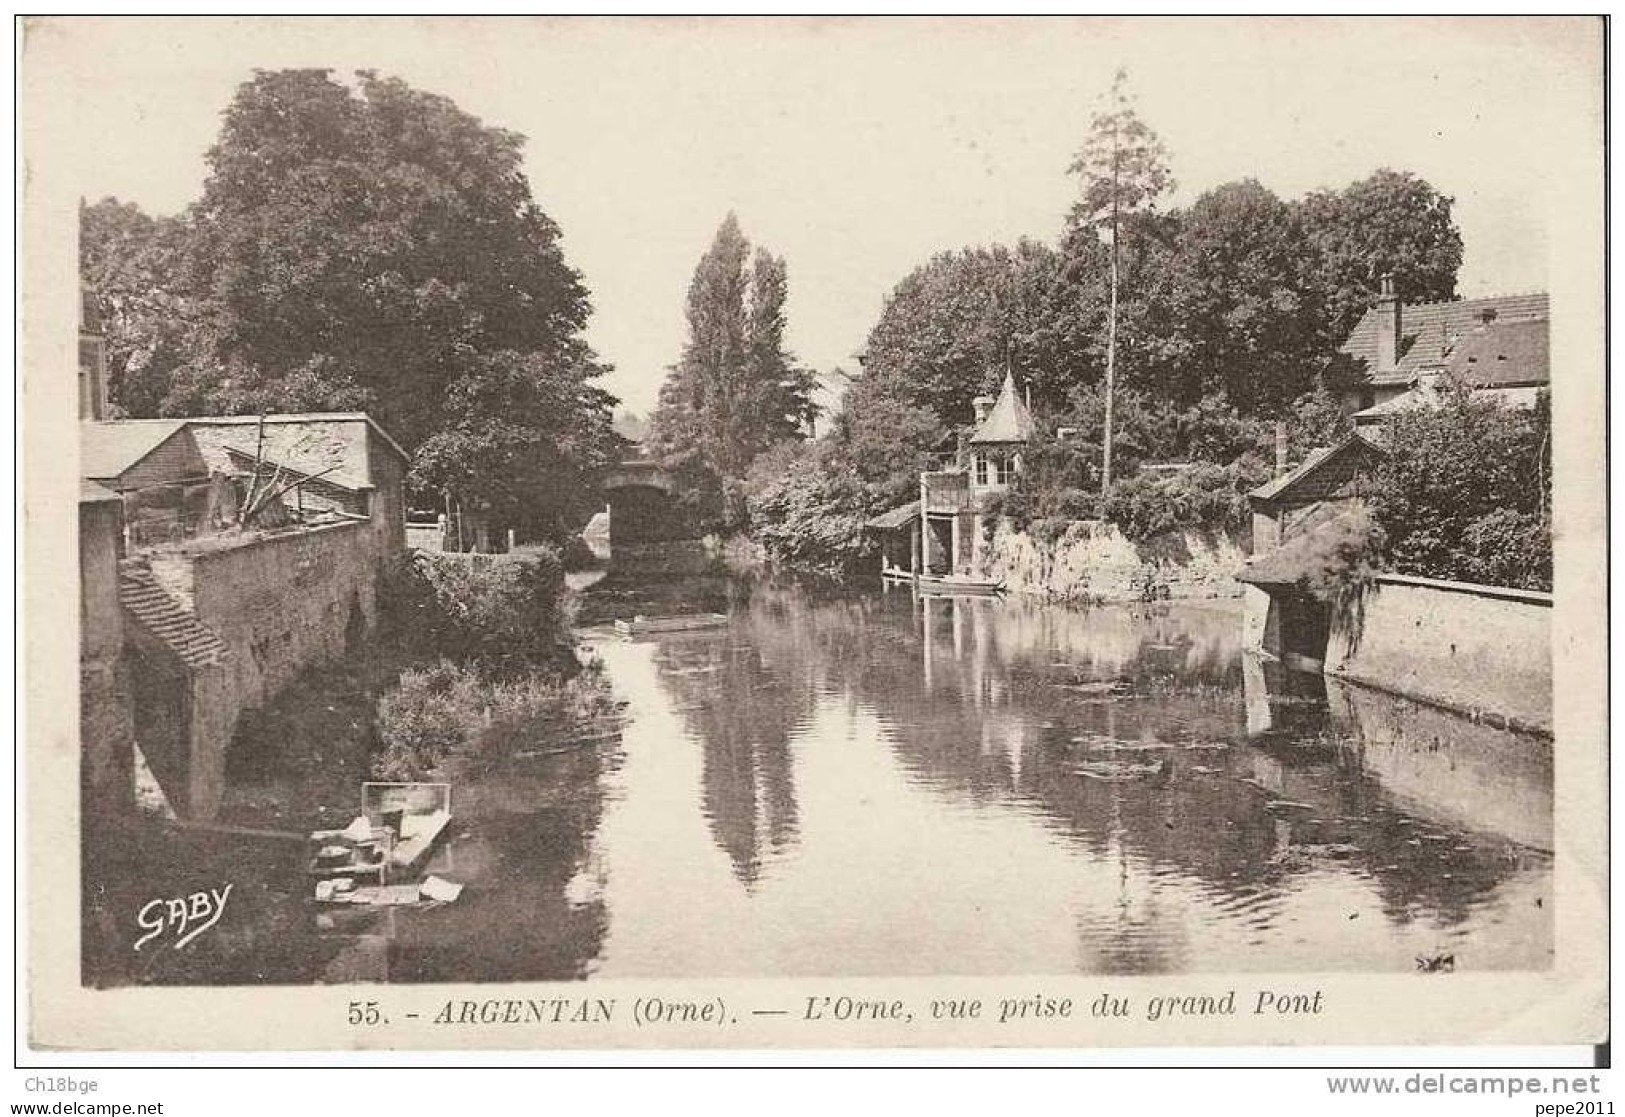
[19,15,1607,1054]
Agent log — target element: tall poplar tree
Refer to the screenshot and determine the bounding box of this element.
[650,214,816,484]
[1068,69,1173,497]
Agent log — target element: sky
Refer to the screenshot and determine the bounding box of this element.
[35,16,1601,417]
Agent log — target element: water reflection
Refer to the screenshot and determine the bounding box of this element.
[585,583,1551,977]
[655,636,805,886]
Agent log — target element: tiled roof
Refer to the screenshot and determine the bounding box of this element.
[1341,292,1548,385]
[179,412,410,461]
[969,372,1035,445]
[1444,318,1548,387]
[80,420,188,481]
[219,445,365,492]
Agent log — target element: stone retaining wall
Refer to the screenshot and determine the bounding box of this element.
[1325,573,1552,736]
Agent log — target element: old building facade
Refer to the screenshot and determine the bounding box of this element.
[79,412,409,821]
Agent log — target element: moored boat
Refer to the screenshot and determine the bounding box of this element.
[914,573,1004,596]
[615,612,730,637]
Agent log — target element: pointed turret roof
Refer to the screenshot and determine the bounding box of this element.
[969,371,1035,445]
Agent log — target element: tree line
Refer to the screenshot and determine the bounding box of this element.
[702,73,1469,573]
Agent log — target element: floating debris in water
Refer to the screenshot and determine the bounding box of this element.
[1416,953,1456,973]
[1264,800,1315,813]
[1059,679,1128,693]
[1072,758,1169,782]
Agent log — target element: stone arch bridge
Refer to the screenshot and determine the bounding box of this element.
[598,460,699,550]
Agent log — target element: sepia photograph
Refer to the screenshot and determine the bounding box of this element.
[18,14,1607,1059]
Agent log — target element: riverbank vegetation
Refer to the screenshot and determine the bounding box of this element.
[381,550,574,674]
[373,657,618,782]
[371,551,619,780]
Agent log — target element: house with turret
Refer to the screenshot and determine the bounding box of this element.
[867,370,1034,577]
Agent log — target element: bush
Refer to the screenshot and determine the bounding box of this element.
[1366,388,1551,591]
[373,657,618,780]
[1279,504,1386,603]
[372,661,485,782]
[1102,463,1249,541]
[381,548,570,672]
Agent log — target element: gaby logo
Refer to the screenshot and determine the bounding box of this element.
[134,884,233,951]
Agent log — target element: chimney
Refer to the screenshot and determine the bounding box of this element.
[972,395,995,425]
[1375,273,1402,373]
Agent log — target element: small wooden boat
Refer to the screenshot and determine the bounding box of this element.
[914,573,1004,596]
[615,612,730,637]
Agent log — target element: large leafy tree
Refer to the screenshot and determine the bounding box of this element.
[649,214,817,485]
[1161,179,1321,413]
[860,239,1094,426]
[1067,68,1174,494]
[1296,168,1465,347]
[79,198,197,417]
[80,69,615,538]
[824,371,946,512]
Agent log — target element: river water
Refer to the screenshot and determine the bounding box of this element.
[110,578,1552,986]
[427,580,1549,981]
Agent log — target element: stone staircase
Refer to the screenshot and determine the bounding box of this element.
[117,557,228,668]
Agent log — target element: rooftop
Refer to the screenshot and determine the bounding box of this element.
[183,412,410,463]
[1443,318,1548,387]
[969,371,1035,445]
[866,502,920,531]
[1248,430,1385,503]
[1341,292,1549,385]
[82,412,409,492]
[80,420,189,482]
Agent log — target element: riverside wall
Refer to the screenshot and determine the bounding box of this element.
[1324,572,1552,736]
